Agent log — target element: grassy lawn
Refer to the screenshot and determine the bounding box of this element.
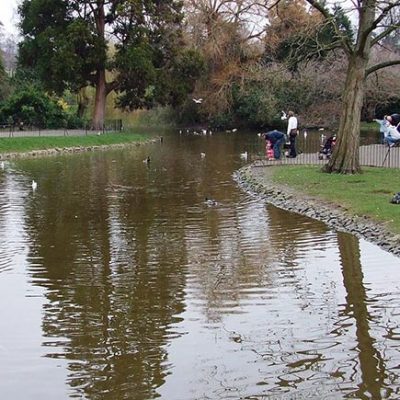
[271,165,400,233]
[360,121,378,132]
[0,132,149,153]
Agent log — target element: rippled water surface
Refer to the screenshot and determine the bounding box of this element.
[1,131,400,399]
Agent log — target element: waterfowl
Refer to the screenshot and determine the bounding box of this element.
[204,197,218,206]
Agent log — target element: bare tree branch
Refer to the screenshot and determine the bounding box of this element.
[371,23,400,46]
[305,0,354,54]
[366,59,400,76]
[366,1,399,37]
[304,0,330,19]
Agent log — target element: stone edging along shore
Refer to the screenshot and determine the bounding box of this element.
[234,164,400,258]
[0,137,161,160]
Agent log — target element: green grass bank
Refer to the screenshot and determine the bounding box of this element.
[270,165,400,234]
[0,132,149,153]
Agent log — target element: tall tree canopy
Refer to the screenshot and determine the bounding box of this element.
[182,0,269,123]
[264,0,354,69]
[18,0,203,129]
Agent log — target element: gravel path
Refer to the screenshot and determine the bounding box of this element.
[0,129,92,138]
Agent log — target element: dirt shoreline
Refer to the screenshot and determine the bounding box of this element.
[234,164,400,258]
[0,137,160,160]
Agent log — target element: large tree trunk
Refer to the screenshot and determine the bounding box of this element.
[91,1,107,131]
[77,87,89,119]
[324,55,368,174]
[92,69,107,131]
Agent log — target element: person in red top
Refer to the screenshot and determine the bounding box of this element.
[263,130,285,160]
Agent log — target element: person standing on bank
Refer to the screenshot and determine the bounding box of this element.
[287,110,298,158]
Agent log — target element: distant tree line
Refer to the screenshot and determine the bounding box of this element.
[0,0,400,172]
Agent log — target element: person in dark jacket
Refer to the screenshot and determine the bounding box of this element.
[386,113,400,130]
[263,130,285,160]
[286,110,298,158]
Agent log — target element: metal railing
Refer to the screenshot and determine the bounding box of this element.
[253,130,400,168]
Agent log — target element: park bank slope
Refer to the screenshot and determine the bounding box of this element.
[0,136,160,160]
[234,164,400,258]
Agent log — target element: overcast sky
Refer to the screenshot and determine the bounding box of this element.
[0,0,20,36]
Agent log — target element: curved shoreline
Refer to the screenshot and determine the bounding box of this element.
[234,164,400,258]
[0,137,160,160]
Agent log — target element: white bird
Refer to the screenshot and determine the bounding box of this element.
[200,152,206,159]
[240,151,248,160]
[31,180,37,190]
[205,197,218,206]
[281,111,287,120]
[232,128,238,133]
[193,98,203,104]
[0,161,4,169]
[257,133,262,137]
[318,127,325,131]
[303,129,308,139]
[201,129,207,135]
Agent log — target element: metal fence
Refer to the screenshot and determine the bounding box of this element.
[253,130,400,169]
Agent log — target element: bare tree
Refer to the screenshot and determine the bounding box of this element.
[363,46,400,120]
[298,0,400,173]
[183,0,269,119]
[185,0,268,41]
[0,23,18,74]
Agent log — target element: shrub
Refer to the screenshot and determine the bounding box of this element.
[0,85,86,128]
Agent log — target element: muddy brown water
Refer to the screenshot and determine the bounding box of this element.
[0,130,399,399]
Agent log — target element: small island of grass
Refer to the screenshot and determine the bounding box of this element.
[0,131,150,155]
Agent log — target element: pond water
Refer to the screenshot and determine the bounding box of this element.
[0,130,399,400]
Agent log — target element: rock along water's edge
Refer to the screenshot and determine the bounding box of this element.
[234,164,400,258]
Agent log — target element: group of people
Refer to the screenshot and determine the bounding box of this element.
[263,111,298,160]
[375,113,400,147]
[262,111,400,161]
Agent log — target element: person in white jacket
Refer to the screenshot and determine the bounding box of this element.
[287,111,298,158]
[386,124,400,147]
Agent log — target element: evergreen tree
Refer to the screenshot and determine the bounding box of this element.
[18,0,201,129]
